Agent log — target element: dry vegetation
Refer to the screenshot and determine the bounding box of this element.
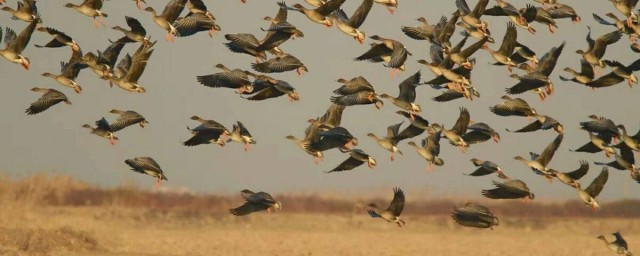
[0,174,637,255]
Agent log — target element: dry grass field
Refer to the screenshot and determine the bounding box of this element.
[0,174,638,256]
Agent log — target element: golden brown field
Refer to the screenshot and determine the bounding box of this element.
[0,174,638,256]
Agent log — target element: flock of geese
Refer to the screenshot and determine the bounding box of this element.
[0,0,638,254]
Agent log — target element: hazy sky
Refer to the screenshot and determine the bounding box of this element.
[1,0,639,201]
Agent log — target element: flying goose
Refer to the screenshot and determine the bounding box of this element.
[316,104,345,129]
[109,40,155,93]
[355,35,411,77]
[0,18,38,70]
[595,144,637,177]
[483,22,517,71]
[456,0,490,34]
[379,71,421,119]
[197,64,254,93]
[25,87,71,115]
[332,0,373,44]
[305,126,357,154]
[281,0,345,27]
[256,4,304,53]
[330,91,382,109]
[576,167,609,211]
[597,232,633,256]
[457,22,494,43]
[506,114,563,134]
[108,109,148,132]
[547,3,581,24]
[251,52,308,75]
[244,78,299,102]
[124,157,168,189]
[586,59,640,89]
[465,158,505,178]
[42,49,86,94]
[226,121,256,151]
[580,115,621,142]
[65,0,107,28]
[546,160,589,189]
[608,0,639,27]
[82,39,125,80]
[144,0,187,42]
[576,27,623,75]
[483,1,536,34]
[173,12,221,38]
[445,36,489,69]
[326,149,376,173]
[617,124,640,156]
[592,12,634,36]
[520,5,557,33]
[184,116,230,147]
[506,41,565,101]
[230,190,281,216]
[368,122,404,161]
[224,33,269,62]
[83,117,118,145]
[1,0,39,22]
[451,202,499,230]
[367,187,405,227]
[286,119,327,164]
[401,16,446,43]
[407,127,444,172]
[570,130,616,158]
[462,122,501,145]
[442,107,471,153]
[34,27,81,52]
[559,59,595,86]
[489,95,537,118]
[482,178,535,201]
[257,21,303,53]
[514,134,564,181]
[112,16,148,44]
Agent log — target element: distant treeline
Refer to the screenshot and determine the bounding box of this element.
[2,174,640,218]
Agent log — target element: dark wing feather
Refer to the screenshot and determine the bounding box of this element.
[585,168,609,198]
[315,0,346,16]
[354,43,391,62]
[566,160,589,180]
[10,18,38,53]
[571,141,601,153]
[327,156,364,173]
[536,41,565,76]
[392,125,424,143]
[244,87,285,101]
[507,120,542,133]
[433,91,465,102]
[126,16,147,35]
[26,89,68,115]
[346,0,373,28]
[386,187,405,216]
[162,0,187,23]
[397,70,420,102]
[451,107,470,135]
[183,128,224,146]
[537,134,564,167]
[229,202,270,216]
[585,72,625,88]
[462,130,491,145]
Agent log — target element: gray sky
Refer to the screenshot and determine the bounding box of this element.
[1,0,639,201]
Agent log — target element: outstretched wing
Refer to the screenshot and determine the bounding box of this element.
[585,167,609,198]
[386,187,405,216]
